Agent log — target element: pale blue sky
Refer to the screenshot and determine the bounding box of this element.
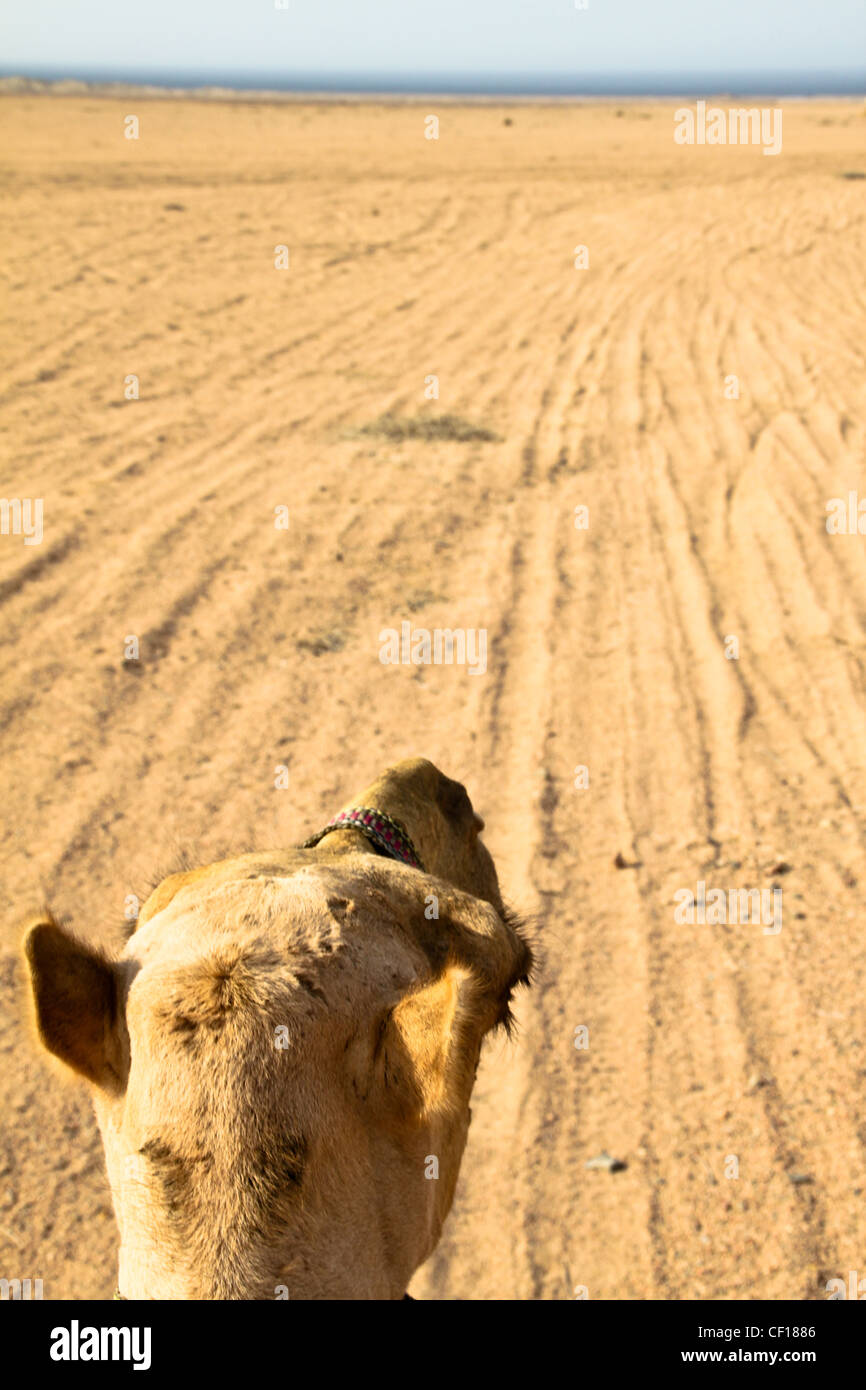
[3,0,864,89]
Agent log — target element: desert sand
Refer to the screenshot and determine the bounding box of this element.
[1,92,865,1300]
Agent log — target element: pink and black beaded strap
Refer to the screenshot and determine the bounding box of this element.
[301,806,424,872]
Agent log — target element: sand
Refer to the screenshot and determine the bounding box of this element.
[1,92,865,1300]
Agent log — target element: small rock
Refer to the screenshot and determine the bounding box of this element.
[585,1151,627,1173]
[613,851,642,869]
[770,861,793,875]
[746,1072,773,1090]
[788,1172,813,1186]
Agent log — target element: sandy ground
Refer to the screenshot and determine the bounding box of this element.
[1,94,865,1301]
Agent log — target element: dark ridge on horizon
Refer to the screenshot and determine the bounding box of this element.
[2,67,865,98]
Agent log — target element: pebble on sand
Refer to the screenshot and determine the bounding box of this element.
[585,1151,627,1173]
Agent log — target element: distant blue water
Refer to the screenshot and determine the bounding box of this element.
[4,67,865,95]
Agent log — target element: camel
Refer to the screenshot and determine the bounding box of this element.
[23,757,532,1300]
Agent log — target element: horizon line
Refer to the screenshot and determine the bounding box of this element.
[2,68,865,99]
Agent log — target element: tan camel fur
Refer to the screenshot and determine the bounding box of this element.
[23,758,531,1299]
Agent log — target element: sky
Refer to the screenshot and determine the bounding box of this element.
[2,0,865,90]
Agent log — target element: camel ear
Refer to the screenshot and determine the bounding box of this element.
[404,880,533,1025]
[23,918,121,1089]
[372,874,533,1119]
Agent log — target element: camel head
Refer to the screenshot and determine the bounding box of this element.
[23,758,531,1299]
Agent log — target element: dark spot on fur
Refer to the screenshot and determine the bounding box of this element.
[140,1131,305,1248]
[295,973,326,1002]
[325,896,352,926]
[246,1136,307,1242]
[372,1012,390,1062]
[139,1138,211,1232]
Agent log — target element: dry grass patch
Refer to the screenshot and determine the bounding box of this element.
[354,412,501,444]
